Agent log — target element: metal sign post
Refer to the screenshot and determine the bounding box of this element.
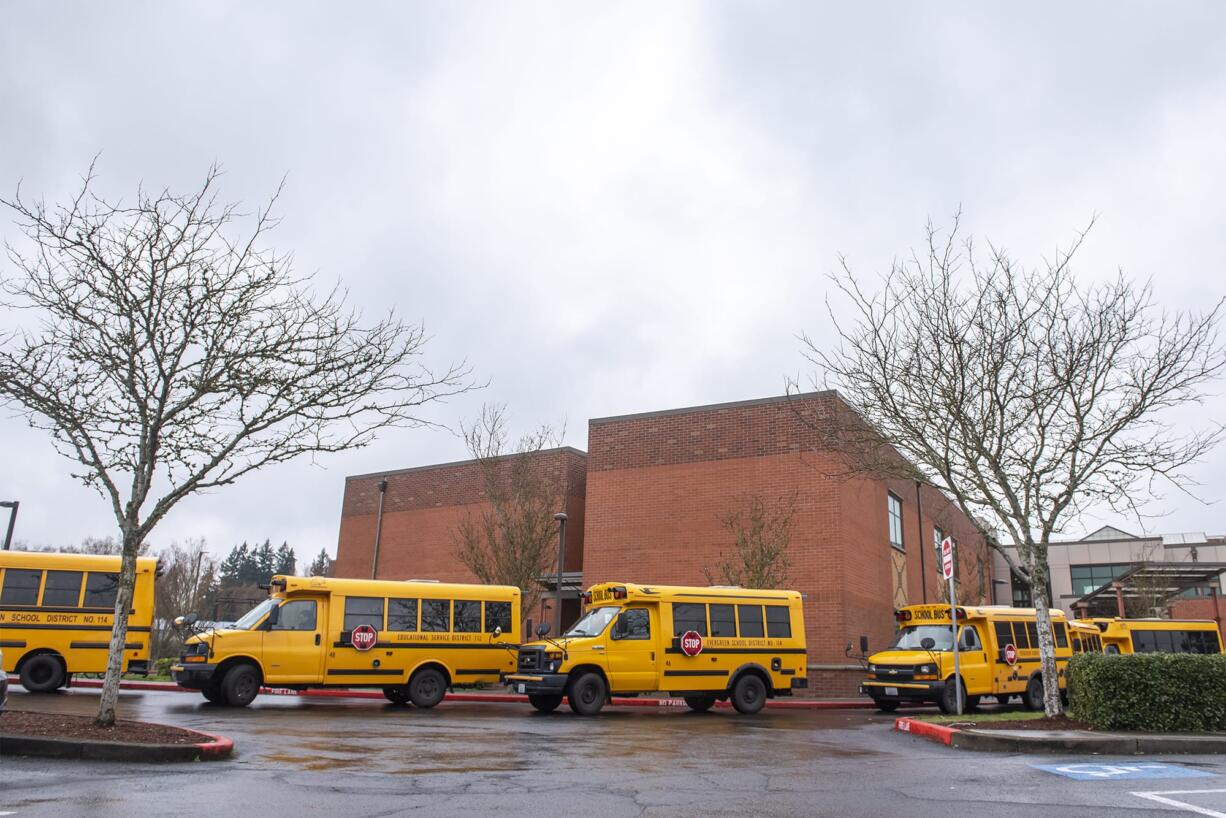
[941,537,961,716]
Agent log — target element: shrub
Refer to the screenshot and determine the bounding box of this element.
[1068,652,1226,732]
[154,657,175,678]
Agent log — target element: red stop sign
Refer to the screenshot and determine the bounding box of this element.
[1004,643,1017,665]
[351,624,378,652]
[680,630,704,657]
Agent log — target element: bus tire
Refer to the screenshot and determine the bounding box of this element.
[875,700,899,713]
[201,684,223,704]
[684,695,717,712]
[529,694,563,713]
[220,663,261,707]
[731,673,767,715]
[965,695,981,713]
[567,672,607,715]
[383,686,411,705]
[1023,676,1044,711]
[19,654,65,693]
[408,668,447,709]
[937,679,966,715]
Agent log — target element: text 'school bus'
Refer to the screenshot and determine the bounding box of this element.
[1083,618,1224,655]
[172,575,520,707]
[0,550,157,692]
[505,582,807,716]
[860,604,1083,714]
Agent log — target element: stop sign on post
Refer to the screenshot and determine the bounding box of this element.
[351,624,378,651]
[680,630,704,656]
[941,537,955,580]
[1004,643,1018,665]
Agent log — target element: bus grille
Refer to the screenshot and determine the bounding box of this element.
[871,665,916,680]
[517,648,545,672]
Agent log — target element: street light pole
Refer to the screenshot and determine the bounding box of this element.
[0,501,17,551]
[553,512,568,635]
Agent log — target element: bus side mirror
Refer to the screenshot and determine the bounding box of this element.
[859,635,869,654]
[264,606,280,630]
[492,626,502,639]
[536,622,551,637]
[174,614,197,628]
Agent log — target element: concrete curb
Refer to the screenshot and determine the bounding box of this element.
[893,717,1226,755]
[12,676,883,710]
[0,727,235,762]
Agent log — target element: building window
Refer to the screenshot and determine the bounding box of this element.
[1010,571,1053,608]
[887,493,904,551]
[1069,564,1132,597]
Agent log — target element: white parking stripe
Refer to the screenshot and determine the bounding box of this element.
[1132,789,1226,817]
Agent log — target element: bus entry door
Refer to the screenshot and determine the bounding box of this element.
[607,607,658,692]
[263,597,326,684]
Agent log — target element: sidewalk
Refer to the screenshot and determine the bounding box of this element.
[895,716,1226,754]
[9,676,881,710]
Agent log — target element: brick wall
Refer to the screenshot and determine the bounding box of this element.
[333,447,587,582]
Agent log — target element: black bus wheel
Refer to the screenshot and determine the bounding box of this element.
[529,694,562,713]
[201,683,223,704]
[567,672,607,715]
[220,663,261,707]
[409,668,447,709]
[875,699,899,713]
[731,674,767,715]
[937,680,967,715]
[684,695,717,712]
[19,654,66,693]
[1023,676,1044,711]
[383,686,411,705]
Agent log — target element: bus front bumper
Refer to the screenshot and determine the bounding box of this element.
[860,679,944,702]
[171,662,217,689]
[505,673,568,696]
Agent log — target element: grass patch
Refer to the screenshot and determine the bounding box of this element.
[913,710,1046,724]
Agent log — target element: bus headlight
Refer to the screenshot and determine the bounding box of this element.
[918,664,935,674]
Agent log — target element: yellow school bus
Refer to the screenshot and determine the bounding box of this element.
[0,550,157,691]
[861,604,1078,714]
[505,582,807,716]
[171,575,520,707]
[1069,620,1104,655]
[1082,618,1224,655]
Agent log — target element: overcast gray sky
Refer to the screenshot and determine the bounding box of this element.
[2,2,1224,561]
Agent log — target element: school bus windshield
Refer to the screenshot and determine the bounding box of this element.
[565,606,619,637]
[233,598,277,630]
[890,624,955,651]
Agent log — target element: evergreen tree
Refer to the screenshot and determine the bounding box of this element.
[220,542,249,586]
[308,548,331,577]
[253,539,276,583]
[274,542,296,576]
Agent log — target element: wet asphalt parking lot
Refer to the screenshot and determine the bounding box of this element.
[4,688,1226,817]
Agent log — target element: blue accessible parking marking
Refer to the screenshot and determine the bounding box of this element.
[1032,761,1217,781]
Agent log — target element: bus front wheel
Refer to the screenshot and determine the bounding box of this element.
[220,663,261,707]
[529,694,562,713]
[1023,676,1044,711]
[383,686,411,705]
[937,679,967,715]
[568,672,607,715]
[684,695,717,712]
[875,700,899,713]
[201,683,223,704]
[19,654,65,693]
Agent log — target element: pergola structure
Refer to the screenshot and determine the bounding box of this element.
[1071,561,1226,618]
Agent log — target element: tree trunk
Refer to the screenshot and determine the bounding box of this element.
[96,533,140,726]
[1030,580,1064,717]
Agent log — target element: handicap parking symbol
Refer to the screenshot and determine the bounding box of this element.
[1032,762,1217,781]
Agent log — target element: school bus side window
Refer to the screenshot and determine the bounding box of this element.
[421,599,450,632]
[42,571,83,607]
[453,600,481,633]
[738,605,765,638]
[612,608,650,640]
[272,600,317,631]
[673,603,707,636]
[993,621,1012,648]
[709,604,736,637]
[83,572,120,608]
[484,601,511,633]
[344,597,384,631]
[959,626,981,650]
[388,599,419,631]
[765,605,791,638]
[1054,623,1068,648]
[1,569,41,605]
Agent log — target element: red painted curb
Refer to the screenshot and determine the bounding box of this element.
[894,716,959,746]
[192,729,235,760]
[11,676,882,710]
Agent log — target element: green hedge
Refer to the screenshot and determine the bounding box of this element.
[1068,653,1226,732]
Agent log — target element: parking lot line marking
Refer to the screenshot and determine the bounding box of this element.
[1131,789,1226,817]
[1033,762,1216,781]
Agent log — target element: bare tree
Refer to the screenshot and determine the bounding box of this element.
[0,164,470,724]
[152,538,218,661]
[454,404,567,628]
[799,215,1225,715]
[703,494,796,590]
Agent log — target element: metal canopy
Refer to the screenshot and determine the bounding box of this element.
[534,570,585,596]
[1071,561,1226,617]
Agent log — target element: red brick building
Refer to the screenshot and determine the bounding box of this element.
[333,392,990,696]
